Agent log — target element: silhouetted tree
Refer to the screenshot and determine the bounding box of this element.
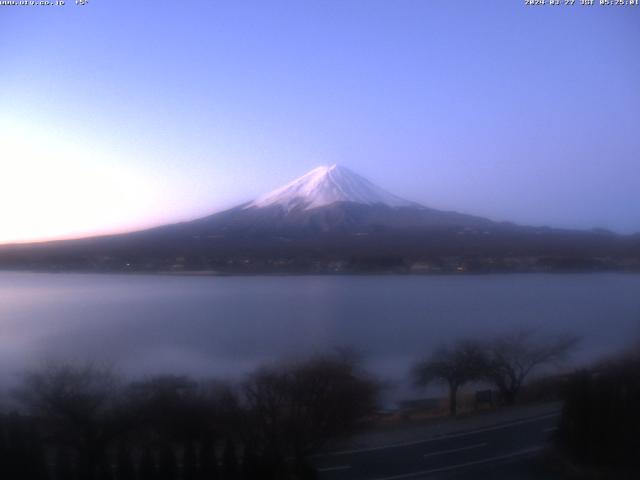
[183,441,197,480]
[241,444,262,480]
[116,442,136,480]
[18,363,122,480]
[54,446,76,480]
[158,443,177,480]
[6,353,379,480]
[26,425,49,480]
[557,347,640,472]
[292,453,318,480]
[96,457,114,480]
[413,339,488,415]
[484,329,578,404]
[2,413,49,480]
[222,438,239,480]
[0,416,6,477]
[139,445,157,480]
[199,439,218,480]
[241,354,378,477]
[126,375,202,441]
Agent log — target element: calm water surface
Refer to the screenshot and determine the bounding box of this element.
[1,272,639,398]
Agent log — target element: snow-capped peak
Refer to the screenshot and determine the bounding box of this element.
[245,164,418,211]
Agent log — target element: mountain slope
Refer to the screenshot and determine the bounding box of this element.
[0,165,638,273]
[185,164,492,235]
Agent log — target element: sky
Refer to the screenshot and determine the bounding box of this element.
[1,0,639,244]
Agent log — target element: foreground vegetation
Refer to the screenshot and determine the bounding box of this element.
[412,329,578,415]
[0,354,378,480]
[2,330,637,479]
[554,345,640,478]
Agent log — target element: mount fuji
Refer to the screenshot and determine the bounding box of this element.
[0,165,638,273]
[184,164,492,235]
[245,164,417,211]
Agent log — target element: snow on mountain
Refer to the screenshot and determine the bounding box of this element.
[244,164,418,212]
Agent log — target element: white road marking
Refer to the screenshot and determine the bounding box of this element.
[318,465,351,472]
[320,412,559,456]
[371,446,545,480]
[423,442,487,458]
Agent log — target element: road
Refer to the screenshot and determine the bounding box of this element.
[313,411,561,480]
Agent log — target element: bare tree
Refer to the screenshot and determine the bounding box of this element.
[242,354,379,466]
[125,375,205,441]
[287,355,379,452]
[17,362,121,480]
[412,340,488,416]
[484,329,578,405]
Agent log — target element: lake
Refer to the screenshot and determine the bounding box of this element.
[1,272,639,401]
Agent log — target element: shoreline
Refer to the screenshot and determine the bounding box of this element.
[1,268,639,278]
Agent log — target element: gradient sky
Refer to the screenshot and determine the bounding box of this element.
[1,1,639,244]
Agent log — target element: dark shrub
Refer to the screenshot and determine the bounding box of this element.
[557,352,640,470]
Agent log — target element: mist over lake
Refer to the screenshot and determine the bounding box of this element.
[1,272,639,398]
